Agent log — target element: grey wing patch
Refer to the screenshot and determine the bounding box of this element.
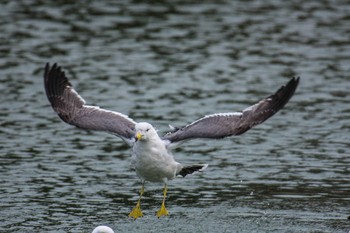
[44,63,136,143]
[163,112,243,142]
[162,77,299,143]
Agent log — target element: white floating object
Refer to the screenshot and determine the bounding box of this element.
[92,226,115,233]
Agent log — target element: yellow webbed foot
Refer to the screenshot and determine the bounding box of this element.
[156,183,169,218]
[129,182,145,219]
[129,203,143,219]
[156,203,169,218]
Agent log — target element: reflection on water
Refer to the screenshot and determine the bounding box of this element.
[1,0,349,232]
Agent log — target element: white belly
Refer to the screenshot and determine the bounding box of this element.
[132,140,181,183]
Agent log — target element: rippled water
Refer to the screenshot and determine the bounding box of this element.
[1,0,349,232]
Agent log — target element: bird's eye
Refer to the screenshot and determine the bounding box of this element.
[146,129,150,132]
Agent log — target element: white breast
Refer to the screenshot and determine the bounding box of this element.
[132,138,181,183]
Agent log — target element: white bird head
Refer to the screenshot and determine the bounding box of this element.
[135,122,158,141]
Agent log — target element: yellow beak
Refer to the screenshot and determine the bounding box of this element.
[135,132,143,141]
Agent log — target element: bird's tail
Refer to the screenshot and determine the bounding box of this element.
[177,164,208,177]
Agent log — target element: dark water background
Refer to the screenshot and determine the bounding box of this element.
[1,0,349,232]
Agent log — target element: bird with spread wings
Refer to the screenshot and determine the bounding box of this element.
[44,63,299,219]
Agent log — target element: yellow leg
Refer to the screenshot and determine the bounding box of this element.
[129,182,145,219]
[156,184,169,218]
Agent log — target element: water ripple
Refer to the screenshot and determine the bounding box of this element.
[1,0,350,232]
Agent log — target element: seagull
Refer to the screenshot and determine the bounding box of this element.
[44,63,299,219]
[92,226,115,233]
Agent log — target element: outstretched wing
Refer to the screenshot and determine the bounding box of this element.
[162,77,299,143]
[44,63,137,144]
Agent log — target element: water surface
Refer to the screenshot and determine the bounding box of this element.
[1,0,349,232]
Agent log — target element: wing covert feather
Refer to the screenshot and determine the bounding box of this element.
[162,77,299,143]
[44,63,136,142]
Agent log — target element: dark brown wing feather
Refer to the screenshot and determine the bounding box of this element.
[162,77,299,143]
[44,63,136,142]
